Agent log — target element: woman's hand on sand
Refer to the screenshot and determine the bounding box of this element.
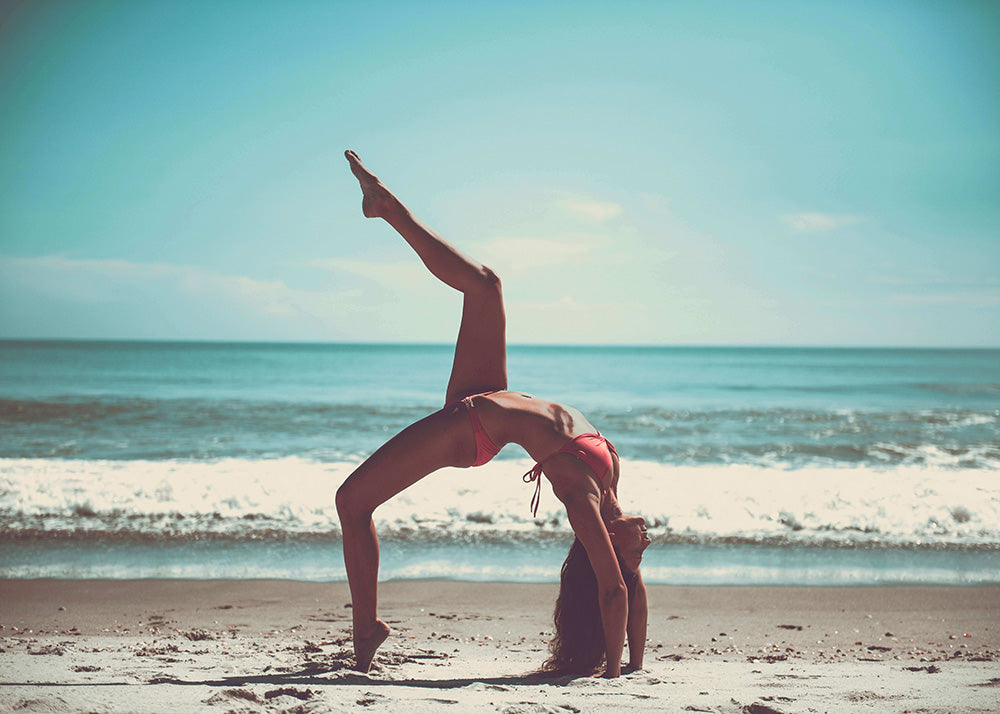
[592,661,641,678]
[592,665,622,678]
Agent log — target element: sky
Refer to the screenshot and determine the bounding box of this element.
[1,0,998,346]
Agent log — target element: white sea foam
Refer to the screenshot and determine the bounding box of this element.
[1,457,999,547]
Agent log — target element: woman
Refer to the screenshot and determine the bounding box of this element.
[336,150,651,678]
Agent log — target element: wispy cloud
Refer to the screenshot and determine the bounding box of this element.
[0,253,368,334]
[783,212,863,233]
[869,274,1000,289]
[889,291,1000,307]
[314,237,604,292]
[556,196,622,222]
[475,236,598,272]
[310,258,429,290]
[506,294,614,343]
[1,254,349,316]
[861,272,1000,308]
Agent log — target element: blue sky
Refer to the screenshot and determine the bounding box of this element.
[1,0,998,345]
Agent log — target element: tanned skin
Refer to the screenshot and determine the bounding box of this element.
[336,151,649,675]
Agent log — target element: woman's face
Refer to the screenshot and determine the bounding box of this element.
[608,515,651,573]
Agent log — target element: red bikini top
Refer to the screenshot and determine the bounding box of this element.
[522,433,617,516]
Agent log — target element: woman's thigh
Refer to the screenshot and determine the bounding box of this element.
[338,407,473,515]
[445,283,507,403]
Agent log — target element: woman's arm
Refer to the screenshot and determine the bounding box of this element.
[554,481,628,677]
[625,569,648,671]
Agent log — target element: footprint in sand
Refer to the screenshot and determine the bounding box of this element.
[263,686,314,701]
[205,688,262,705]
[740,703,788,714]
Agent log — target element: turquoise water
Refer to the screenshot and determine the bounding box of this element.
[3,341,997,465]
[1,340,998,583]
[3,539,999,586]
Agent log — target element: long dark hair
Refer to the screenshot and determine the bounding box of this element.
[539,538,638,676]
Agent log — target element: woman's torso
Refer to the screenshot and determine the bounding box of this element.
[470,390,621,504]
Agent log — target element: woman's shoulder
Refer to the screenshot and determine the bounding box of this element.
[492,392,576,419]
[495,389,536,400]
[488,390,545,407]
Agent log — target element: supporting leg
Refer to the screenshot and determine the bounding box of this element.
[335,409,468,671]
[339,511,390,672]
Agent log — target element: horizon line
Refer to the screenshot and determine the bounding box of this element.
[1,337,998,350]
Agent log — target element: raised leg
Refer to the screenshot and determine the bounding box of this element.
[446,280,506,402]
[345,150,507,402]
[335,409,470,671]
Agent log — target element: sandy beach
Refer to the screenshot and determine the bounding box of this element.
[1,580,998,713]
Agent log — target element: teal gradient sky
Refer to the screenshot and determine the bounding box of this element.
[2,0,998,345]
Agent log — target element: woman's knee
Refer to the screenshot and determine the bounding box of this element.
[336,479,372,522]
[472,264,502,295]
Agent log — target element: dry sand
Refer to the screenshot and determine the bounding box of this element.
[1,580,998,713]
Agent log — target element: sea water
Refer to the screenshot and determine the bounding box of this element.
[1,341,998,584]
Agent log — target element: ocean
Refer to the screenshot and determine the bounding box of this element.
[1,340,998,585]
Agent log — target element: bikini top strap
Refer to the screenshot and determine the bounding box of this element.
[522,463,544,517]
[523,433,616,517]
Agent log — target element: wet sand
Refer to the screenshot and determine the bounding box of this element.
[1,580,998,713]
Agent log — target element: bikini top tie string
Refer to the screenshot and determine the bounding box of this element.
[522,463,544,517]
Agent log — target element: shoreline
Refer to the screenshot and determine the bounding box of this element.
[2,580,999,712]
[5,536,999,586]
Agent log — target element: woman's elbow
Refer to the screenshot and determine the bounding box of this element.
[601,581,628,611]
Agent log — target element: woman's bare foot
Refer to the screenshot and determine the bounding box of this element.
[345,150,396,219]
[353,618,390,673]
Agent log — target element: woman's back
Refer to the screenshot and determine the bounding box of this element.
[473,391,597,461]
